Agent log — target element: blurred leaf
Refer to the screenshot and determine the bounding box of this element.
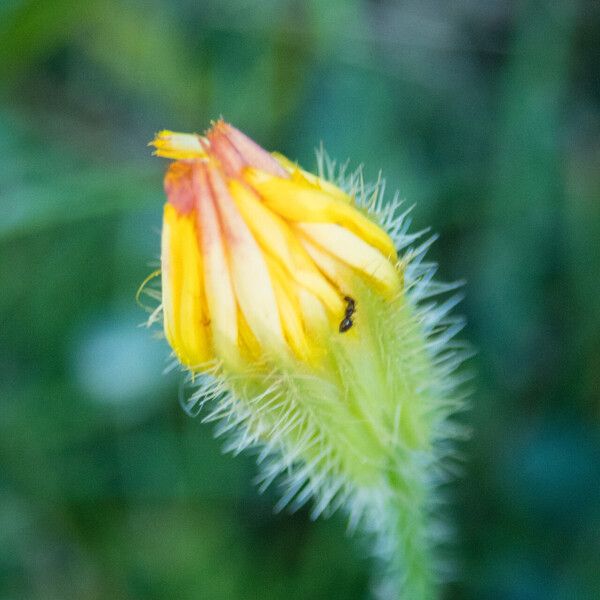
[0,0,82,80]
[78,0,206,119]
[474,1,578,390]
[0,110,160,241]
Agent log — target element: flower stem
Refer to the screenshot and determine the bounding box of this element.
[380,460,437,599]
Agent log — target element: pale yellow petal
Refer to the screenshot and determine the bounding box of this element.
[151,131,207,160]
[299,237,355,294]
[207,166,287,355]
[296,223,401,297]
[297,288,329,337]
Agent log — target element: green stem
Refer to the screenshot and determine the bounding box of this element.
[379,460,437,599]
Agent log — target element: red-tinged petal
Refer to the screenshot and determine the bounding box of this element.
[193,164,239,363]
[206,126,245,178]
[164,162,196,214]
[208,120,289,178]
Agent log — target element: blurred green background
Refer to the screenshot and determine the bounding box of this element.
[1,1,599,598]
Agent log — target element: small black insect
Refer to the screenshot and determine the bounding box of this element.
[344,295,356,318]
[339,295,356,333]
[339,316,353,333]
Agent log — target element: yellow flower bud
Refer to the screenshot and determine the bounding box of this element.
[151,120,402,370]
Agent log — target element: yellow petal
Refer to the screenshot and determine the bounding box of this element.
[193,165,239,362]
[151,131,207,160]
[296,223,401,297]
[161,204,212,367]
[228,180,344,316]
[272,152,351,203]
[207,166,287,355]
[161,205,177,347]
[237,309,262,363]
[265,257,311,360]
[297,288,329,338]
[244,169,397,261]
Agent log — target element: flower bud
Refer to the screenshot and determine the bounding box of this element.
[151,121,402,371]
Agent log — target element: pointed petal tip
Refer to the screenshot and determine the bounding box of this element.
[150,131,207,160]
